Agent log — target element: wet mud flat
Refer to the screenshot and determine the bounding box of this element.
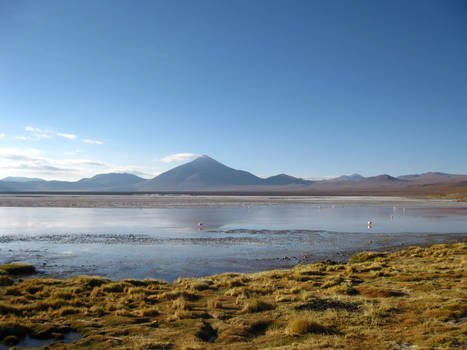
[0,194,465,208]
[1,201,466,281]
[1,229,465,282]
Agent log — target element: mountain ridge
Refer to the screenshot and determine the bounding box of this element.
[138,155,265,189]
[1,156,466,194]
[1,177,46,182]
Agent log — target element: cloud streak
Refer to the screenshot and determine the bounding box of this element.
[82,138,103,145]
[0,148,72,173]
[18,126,102,145]
[21,126,52,140]
[57,132,77,140]
[0,148,109,180]
[62,159,106,167]
[107,165,154,179]
[25,126,41,132]
[160,153,200,163]
[0,147,159,181]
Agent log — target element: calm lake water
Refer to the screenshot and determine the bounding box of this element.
[0,203,466,281]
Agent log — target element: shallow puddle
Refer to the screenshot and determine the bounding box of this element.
[0,332,81,349]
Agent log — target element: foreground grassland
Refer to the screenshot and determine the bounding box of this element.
[0,243,466,349]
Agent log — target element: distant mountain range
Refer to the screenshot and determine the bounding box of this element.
[1,177,46,182]
[0,173,145,192]
[1,155,466,195]
[331,173,364,181]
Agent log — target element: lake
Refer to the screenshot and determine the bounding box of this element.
[0,199,466,281]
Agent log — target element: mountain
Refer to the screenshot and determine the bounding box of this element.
[138,156,314,190]
[332,174,364,181]
[399,172,448,179]
[0,158,466,195]
[263,174,312,185]
[1,177,45,182]
[138,155,264,189]
[360,174,401,183]
[77,173,145,188]
[0,173,146,192]
[397,172,467,184]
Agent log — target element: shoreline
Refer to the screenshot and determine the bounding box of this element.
[1,194,466,208]
[1,232,466,282]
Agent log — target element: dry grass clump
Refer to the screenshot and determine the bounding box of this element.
[0,263,36,275]
[132,339,173,350]
[160,290,199,301]
[242,298,275,313]
[0,276,13,286]
[172,297,191,311]
[70,275,109,289]
[206,298,222,309]
[138,306,160,317]
[0,242,465,349]
[356,286,405,298]
[321,275,345,288]
[58,306,82,316]
[189,279,213,291]
[329,285,359,296]
[286,314,331,336]
[349,252,387,263]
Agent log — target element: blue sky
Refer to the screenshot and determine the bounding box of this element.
[0,0,466,180]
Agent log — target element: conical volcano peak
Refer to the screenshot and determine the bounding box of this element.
[188,155,223,165]
[141,155,263,188]
[196,154,216,161]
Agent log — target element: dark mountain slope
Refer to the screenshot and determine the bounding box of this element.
[263,174,312,185]
[77,173,146,188]
[332,174,364,181]
[139,155,264,189]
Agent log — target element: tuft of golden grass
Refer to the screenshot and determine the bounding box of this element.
[138,306,160,317]
[0,276,13,286]
[241,298,275,313]
[0,263,35,275]
[349,252,387,263]
[286,314,331,336]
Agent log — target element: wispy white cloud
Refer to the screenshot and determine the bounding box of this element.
[20,126,102,145]
[107,165,155,179]
[57,132,77,140]
[0,147,110,180]
[160,153,200,163]
[17,134,51,140]
[82,138,103,145]
[0,148,72,174]
[0,133,4,139]
[25,126,41,132]
[62,159,106,167]
[0,147,159,181]
[19,126,52,140]
[0,147,41,157]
